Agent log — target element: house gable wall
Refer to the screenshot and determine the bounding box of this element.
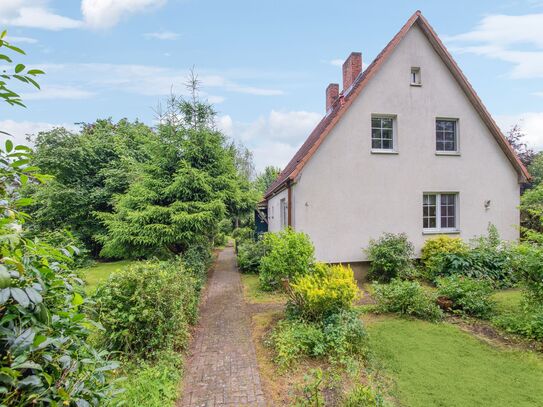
[292,24,520,263]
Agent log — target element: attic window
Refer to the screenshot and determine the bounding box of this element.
[411,67,421,86]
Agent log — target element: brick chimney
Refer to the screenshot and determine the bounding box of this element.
[342,52,362,92]
[325,83,339,112]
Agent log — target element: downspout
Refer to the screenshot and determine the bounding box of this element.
[287,181,292,227]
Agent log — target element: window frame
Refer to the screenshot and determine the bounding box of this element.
[280,198,288,229]
[371,115,398,153]
[435,118,459,154]
[410,67,421,86]
[422,192,459,234]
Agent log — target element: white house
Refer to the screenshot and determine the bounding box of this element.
[262,11,529,266]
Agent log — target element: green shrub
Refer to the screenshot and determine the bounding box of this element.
[321,311,369,364]
[436,275,494,318]
[0,238,119,406]
[0,139,117,406]
[28,228,92,268]
[259,228,315,291]
[215,231,228,246]
[233,226,254,245]
[268,319,325,368]
[268,310,368,369]
[293,368,325,407]
[421,235,468,273]
[182,243,212,284]
[287,264,360,320]
[342,384,386,407]
[237,238,268,273]
[365,233,414,282]
[112,350,182,407]
[492,297,543,340]
[513,243,543,303]
[373,279,443,321]
[93,259,199,358]
[427,226,515,287]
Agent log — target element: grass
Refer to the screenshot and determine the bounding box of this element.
[80,260,136,292]
[112,350,183,406]
[240,274,287,304]
[365,316,543,407]
[492,288,523,314]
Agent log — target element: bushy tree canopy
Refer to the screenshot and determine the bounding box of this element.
[25,119,154,255]
[255,165,281,195]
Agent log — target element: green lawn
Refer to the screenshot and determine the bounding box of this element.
[81,260,136,292]
[366,317,543,407]
[240,274,287,304]
[492,288,523,314]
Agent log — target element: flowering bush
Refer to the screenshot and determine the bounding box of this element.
[287,264,360,320]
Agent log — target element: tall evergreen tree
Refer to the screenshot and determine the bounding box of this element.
[99,78,254,258]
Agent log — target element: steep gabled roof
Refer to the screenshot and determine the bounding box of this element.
[264,10,530,199]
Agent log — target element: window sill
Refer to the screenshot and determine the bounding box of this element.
[435,151,460,156]
[371,149,398,155]
[410,83,422,87]
[422,229,460,235]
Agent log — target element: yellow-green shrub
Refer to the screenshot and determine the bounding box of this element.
[288,264,360,320]
[421,235,468,270]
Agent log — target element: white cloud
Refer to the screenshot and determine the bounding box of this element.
[447,13,543,78]
[143,31,179,40]
[496,112,543,151]
[22,85,95,100]
[0,0,168,31]
[448,14,543,48]
[26,63,283,98]
[207,95,225,104]
[218,110,321,171]
[6,35,38,44]
[328,59,344,67]
[0,1,82,30]
[81,0,167,29]
[0,120,80,146]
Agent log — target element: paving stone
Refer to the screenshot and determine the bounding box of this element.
[178,247,267,406]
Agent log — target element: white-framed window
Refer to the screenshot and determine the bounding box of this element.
[423,193,458,232]
[371,116,396,151]
[436,119,458,152]
[411,67,421,85]
[280,198,288,229]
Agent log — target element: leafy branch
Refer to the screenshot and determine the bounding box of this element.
[0,30,44,108]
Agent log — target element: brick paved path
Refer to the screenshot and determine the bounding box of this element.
[179,247,266,406]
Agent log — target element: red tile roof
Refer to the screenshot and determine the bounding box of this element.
[264,11,530,199]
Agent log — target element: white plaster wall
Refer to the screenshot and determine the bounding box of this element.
[293,25,520,263]
[267,188,289,233]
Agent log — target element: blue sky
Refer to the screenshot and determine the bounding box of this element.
[2,0,543,170]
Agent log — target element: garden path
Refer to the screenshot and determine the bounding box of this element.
[178,246,266,407]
